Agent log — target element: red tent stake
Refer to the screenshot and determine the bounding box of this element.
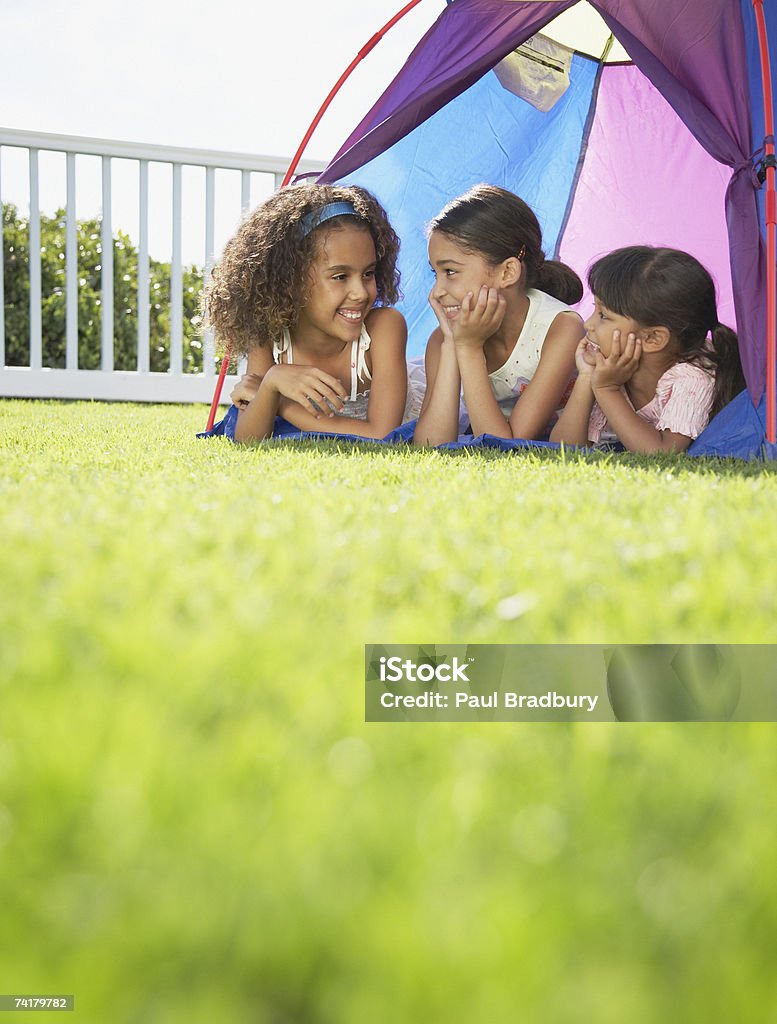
[204,0,426,431]
[753,0,776,444]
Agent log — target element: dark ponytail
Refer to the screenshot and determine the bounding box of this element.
[534,259,583,306]
[589,246,745,418]
[429,183,583,305]
[708,323,746,417]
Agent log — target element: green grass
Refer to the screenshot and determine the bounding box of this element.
[1,399,776,1023]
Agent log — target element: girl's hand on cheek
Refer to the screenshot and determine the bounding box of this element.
[592,330,641,392]
[575,339,598,377]
[428,290,455,344]
[454,286,506,350]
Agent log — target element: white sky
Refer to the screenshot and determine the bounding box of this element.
[0,0,442,262]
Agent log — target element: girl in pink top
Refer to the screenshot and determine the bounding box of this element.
[551,246,745,454]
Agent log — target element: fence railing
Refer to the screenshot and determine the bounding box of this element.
[0,127,325,403]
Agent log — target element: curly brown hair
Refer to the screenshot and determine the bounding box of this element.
[202,183,401,355]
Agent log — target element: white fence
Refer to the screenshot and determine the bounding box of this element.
[0,127,325,404]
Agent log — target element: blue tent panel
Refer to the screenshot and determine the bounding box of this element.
[339,53,598,358]
[689,387,776,459]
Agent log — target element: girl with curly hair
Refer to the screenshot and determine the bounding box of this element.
[204,183,408,441]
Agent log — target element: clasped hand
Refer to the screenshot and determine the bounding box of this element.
[429,285,506,350]
[264,363,348,418]
[231,372,262,409]
[576,330,642,392]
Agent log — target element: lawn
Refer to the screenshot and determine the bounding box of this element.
[1,399,776,1022]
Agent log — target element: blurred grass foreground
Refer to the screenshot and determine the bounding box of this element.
[1,399,776,1023]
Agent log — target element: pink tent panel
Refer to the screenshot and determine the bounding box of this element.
[559,64,735,329]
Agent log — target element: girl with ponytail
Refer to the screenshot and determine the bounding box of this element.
[414,184,585,445]
[551,246,745,453]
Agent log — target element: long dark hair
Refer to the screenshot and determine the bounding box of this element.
[428,183,583,305]
[588,246,745,417]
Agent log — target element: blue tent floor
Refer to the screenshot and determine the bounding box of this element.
[199,396,777,461]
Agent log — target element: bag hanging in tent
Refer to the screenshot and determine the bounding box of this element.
[494,33,573,112]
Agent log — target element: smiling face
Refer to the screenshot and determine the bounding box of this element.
[583,297,645,357]
[428,230,505,322]
[298,224,378,342]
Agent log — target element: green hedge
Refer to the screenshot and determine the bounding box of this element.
[2,202,208,373]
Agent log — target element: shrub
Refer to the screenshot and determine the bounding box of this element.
[2,202,209,373]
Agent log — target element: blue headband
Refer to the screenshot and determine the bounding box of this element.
[300,201,361,237]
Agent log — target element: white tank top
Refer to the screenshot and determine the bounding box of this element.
[273,325,372,419]
[459,288,578,432]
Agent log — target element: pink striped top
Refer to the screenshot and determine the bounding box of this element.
[588,361,715,445]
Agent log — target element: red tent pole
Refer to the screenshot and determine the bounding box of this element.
[753,0,776,444]
[204,0,426,430]
[280,0,426,188]
[205,354,230,432]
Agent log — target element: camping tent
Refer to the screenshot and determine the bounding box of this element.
[309,0,777,459]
